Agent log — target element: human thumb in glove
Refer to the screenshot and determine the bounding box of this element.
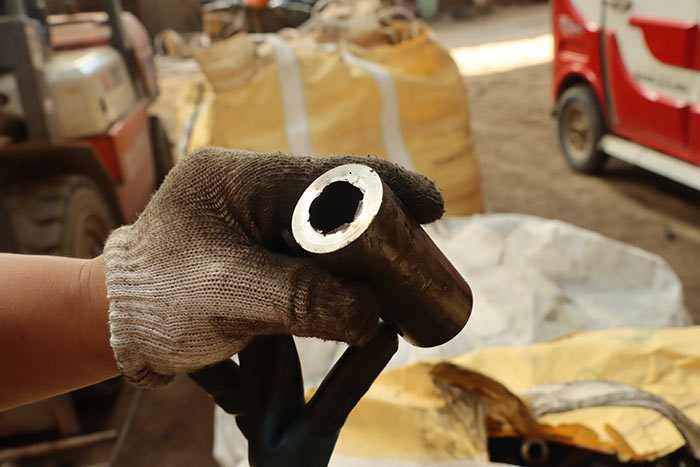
[103,148,444,388]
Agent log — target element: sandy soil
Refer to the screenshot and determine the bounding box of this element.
[436,3,550,49]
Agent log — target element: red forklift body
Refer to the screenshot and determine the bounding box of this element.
[45,10,159,223]
[85,99,154,223]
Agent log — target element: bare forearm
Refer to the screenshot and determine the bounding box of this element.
[0,254,118,410]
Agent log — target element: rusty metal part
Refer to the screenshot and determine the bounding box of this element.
[431,362,539,434]
[291,163,473,347]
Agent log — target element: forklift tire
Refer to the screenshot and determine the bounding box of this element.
[149,115,175,186]
[4,175,116,258]
[556,84,609,173]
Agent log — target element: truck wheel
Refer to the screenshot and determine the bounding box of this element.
[4,175,116,258]
[149,115,175,186]
[557,84,608,173]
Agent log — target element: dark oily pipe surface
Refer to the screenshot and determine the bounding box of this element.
[292,164,473,347]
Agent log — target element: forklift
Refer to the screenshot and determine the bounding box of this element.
[0,0,172,258]
[0,0,172,462]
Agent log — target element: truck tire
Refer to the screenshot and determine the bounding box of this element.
[556,84,609,173]
[150,115,175,186]
[4,175,116,258]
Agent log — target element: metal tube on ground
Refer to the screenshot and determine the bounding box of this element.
[520,437,549,466]
[291,163,473,347]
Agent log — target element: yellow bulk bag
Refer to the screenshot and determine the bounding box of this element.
[184,21,483,215]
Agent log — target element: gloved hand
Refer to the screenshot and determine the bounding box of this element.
[103,147,444,388]
[190,327,398,467]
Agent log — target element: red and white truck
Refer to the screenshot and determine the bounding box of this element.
[553,0,700,190]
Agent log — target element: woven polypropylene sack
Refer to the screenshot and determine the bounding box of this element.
[185,23,483,215]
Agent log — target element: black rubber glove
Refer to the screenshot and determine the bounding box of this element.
[190,323,397,467]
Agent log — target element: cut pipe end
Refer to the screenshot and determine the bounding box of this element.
[292,164,383,254]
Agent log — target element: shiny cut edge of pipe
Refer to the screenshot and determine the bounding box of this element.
[291,164,383,254]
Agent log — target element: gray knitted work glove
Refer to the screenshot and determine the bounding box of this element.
[103,148,444,388]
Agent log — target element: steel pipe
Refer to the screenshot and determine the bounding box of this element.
[520,437,549,466]
[291,163,472,347]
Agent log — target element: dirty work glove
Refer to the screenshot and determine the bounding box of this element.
[103,147,444,388]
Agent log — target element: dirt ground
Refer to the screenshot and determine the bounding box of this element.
[65,4,700,466]
[111,379,219,467]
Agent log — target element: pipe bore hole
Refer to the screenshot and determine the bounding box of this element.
[309,181,364,235]
[521,438,548,466]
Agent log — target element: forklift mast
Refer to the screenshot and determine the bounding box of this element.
[0,1,52,140]
[100,0,143,90]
